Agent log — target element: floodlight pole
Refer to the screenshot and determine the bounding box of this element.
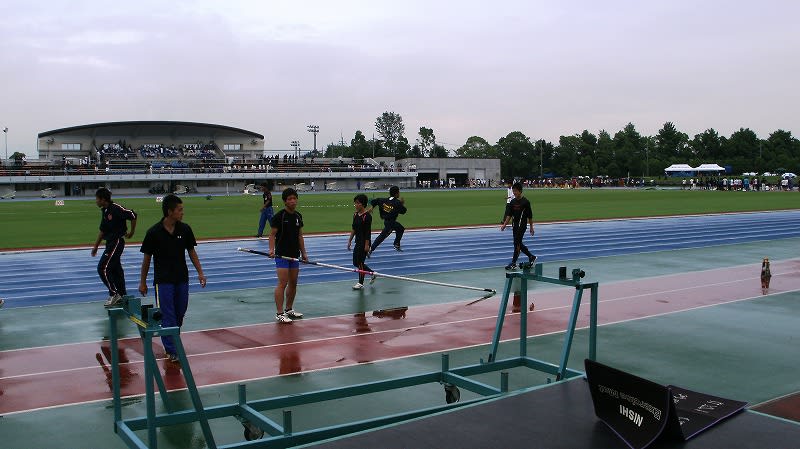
[290,140,300,158]
[3,127,7,162]
[307,124,319,154]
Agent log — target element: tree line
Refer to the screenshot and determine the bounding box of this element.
[323,111,800,179]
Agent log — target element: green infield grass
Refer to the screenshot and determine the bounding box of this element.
[0,188,797,250]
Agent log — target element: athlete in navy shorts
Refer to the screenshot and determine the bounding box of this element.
[269,188,308,323]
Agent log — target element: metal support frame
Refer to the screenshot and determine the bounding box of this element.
[109,264,599,448]
[109,296,216,449]
[486,263,598,380]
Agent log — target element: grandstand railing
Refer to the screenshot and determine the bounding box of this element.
[0,160,417,178]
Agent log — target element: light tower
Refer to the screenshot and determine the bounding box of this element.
[290,140,300,158]
[307,125,319,154]
[3,127,7,162]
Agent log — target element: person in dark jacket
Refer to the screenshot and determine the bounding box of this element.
[91,187,137,307]
[367,185,407,255]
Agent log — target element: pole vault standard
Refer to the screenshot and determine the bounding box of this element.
[236,247,496,296]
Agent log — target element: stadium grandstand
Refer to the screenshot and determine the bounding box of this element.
[0,121,499,197]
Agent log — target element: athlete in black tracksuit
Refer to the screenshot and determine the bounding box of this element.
[500,182,535,270]
[347,194,375,289]
[368,186,407,255]
[91,187,137,306]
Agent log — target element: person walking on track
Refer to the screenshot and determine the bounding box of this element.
[500,182,536,270]
[256,181,274,238]
[138,194,207,363]
[91,187,137,308]
[347,194,376,290]
[269,188,308,323]
[367,185,407,255]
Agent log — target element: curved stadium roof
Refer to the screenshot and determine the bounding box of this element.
[38,121,263,140]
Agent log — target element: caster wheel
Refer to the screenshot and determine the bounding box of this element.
[243,421,264,441]
[444,383,461,404]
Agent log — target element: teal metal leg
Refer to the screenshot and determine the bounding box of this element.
[519,277,528,357]
[148,341,172,414]
[109,309,122,425]
[589,283,598,361]
[173,333,217,449]
[142,331,158,449]
[283,410,293,436]
[488,276,514,362]
[557,287,584,380]
[141,328,172,413]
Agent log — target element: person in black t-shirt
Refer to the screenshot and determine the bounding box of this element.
[138,194,207,363]
[269,188,308,323]
[367,185,407,255]
[256,181,274,238]
[347,194,376,290]
[500,182,536,270]
[91,187,137,308]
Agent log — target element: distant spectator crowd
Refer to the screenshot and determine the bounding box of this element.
[94,141,219,161]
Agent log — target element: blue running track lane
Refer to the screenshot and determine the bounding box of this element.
[1,210,799,308]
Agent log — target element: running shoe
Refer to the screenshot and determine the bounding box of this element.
[167,353,180,363]
[369,273,377,284]
[505,263,518,271]
[393,244,403,252]
[104,294,123,308]
[284,309,304,319]
[0,298,4,309]
[352,282,364,290]
[275,312,293,323]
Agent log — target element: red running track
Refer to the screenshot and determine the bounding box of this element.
[1,260,799,415]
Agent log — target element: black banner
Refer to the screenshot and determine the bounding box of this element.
[667,384,747,440]
[585,359,671,449]
[585,359,746,449]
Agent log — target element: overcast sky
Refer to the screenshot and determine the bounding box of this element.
[1,0,798,157]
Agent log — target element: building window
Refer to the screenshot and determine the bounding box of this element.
[62,143,81,150]
[223,144,242,151]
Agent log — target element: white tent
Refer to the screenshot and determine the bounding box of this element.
[695,163,725,173]
[664,164,695,172]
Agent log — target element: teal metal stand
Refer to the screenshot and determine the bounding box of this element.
[108,264,600,448]
[485,263,598,379]
[108,296,216,449]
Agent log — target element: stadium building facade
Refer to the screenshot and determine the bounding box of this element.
[0,121,498,197]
